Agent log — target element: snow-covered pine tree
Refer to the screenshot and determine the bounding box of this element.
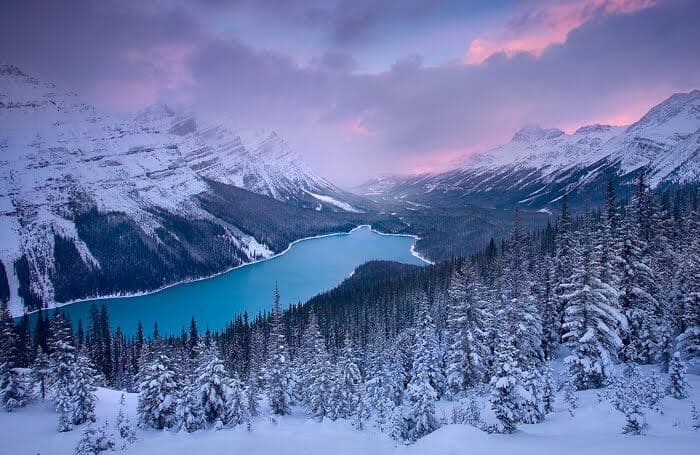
[301,311,334,420]
[562,213,625,389]
[74,421,115,455]
[334,333,363,420]
[225,375,250,427]
[451,392,483,429]
[72,352,97,425]
[541,267,561,361]
[50,312,77,432]
[264,285,292,416]
[403,298,440,441]
[0,301,21,411]
[1,367,34,411]
[667,351,690,399]
[177,377,204,433]
[604,364,648,435]
[116,393,137,446]
[553,194,575,342]
[562,372,578,417]
[32,345,51,400]
[677,213,700,364]
[137,352,179,430]
[445,262,488,396]
[619,174,663,364]
[489,337,522,433]
[195,346,230,425]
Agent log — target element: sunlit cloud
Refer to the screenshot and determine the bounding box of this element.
[464,0,659,64]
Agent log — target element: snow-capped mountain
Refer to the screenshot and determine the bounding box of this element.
[358,90,700,209]
[0,65,363,314]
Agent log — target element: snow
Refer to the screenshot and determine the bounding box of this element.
[0,64,355,313]
[2,368,698,454]
[373,90,700,200]
[303,190,362,213]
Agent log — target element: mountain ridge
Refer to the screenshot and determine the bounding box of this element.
[0,65,369,314]
[356,89,700,207]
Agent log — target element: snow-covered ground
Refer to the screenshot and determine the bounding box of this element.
[3,368,698,455]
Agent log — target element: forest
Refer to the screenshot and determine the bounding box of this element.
[1,175,699,452]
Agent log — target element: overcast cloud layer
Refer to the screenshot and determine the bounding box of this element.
[2,0,699,185]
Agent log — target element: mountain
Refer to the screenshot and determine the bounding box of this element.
[357,90,700,209]
[0,65,369,314]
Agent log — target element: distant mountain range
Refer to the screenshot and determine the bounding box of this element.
[357,89,700,209]
[0,65,370,314]
[2,62,698,315]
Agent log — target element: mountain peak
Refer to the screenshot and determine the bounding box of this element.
[574,124,615,135]
[134,102,176,123]
[0,64,27,78]
[628,89,700,133]
[512,124,564,142]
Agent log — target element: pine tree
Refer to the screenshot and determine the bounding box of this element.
[74,421,115,455]
[562,214,625,389]
[553,194,575,342]
[195,347,230,425]
[604,364,648,435]
[667,352,690,399]
[0,301,20,407]
[451,393,483,428]
[403,300,440,441]
[619,175,663,364]
[225,375,250,426]
[334,334,363,420]
[677,218,700,363]
[301,311,334,420]
[116,393,137,446]
[445,262,487,396]
[137,352,178,430]
[1,367,34,411]
[489,331,522,434]
[177,378,204,433]
[50,312,77,432]
[264,285,291,416]
[72,352,97,425]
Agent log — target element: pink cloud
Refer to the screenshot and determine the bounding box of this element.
[90,44,196,110]
[464,0,659,64]
[91,78,160,110]
[336,115,379,139]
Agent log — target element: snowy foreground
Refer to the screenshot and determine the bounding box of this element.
[3,366,699,455]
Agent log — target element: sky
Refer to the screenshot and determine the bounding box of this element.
[2,0,699,186]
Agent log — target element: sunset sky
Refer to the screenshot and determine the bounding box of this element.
[2,0,699,185]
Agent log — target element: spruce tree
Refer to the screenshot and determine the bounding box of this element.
[445,262,487,395]
[116,393,137,446]
[264,285,291,416]
[403,299,440,441]
[195,347,230,425]
[225,375,250,426]
[137,352,178,430]
[334,334,363,420]
[72,352,97,425]
[667,352,690,399]
[301,311,334,420]
[619,175,663,364]
[562,214,625,389]
[50,312,77,432]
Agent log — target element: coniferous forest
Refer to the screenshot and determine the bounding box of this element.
[1,176,699,452]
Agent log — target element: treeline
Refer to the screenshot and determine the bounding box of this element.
[0,176,699,445]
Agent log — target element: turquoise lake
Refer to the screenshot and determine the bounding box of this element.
[42,226,427,336]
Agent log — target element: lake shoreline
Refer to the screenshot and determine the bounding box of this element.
[18,224,432,317]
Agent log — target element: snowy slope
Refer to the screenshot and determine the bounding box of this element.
[1,368,698,455]
[358,90,700,208]
[0,64,358,314]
